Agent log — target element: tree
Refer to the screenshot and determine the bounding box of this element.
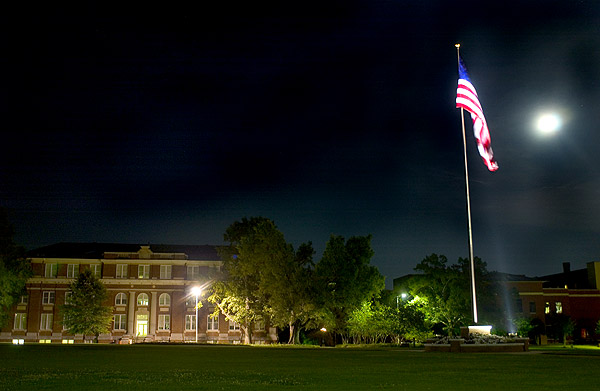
[209,217,318,344]
[314,235,384,342]
[407,254,490,335]
[0,209,31,328]
[60,270,113,342]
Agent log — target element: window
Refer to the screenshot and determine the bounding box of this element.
[115,292,127,306]
[67,264,78,278]
[159,293,170,306]
[544,302,550,314]
[207,315,219,331]
[556,301,563,314]
[137,293,149,306]
[19,295,28,305]
[45,263,57,278]
[229,321,240,331]
[185,315,196,331]
[185,297,196,307]
[64,291,73,305]
[187,265,200,280]
[138,265,150,279]
[114,314,127,330]
[90,264,102,278]
[160,265,172,279]
[529,301,536,313]
[158,315,171,331]
[14,313,27,330]
[42,291,55,305]
[40,313,53,330]
[515,298,523,312]
[116,264,128,279]
[254,319,265,331]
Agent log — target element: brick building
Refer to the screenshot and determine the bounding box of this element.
[1,243,277,344]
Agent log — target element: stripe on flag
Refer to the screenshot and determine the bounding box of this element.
[456,58,498,171]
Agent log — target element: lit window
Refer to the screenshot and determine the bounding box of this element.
[229,321,240,331]
[45,263,58,278]
[115,293,127,306]
[207,315,219,331]
[529,302,536,313]
[13,313,27,330]
[42,291,55,305]
[40,313,53,330]
[62,339,74,344]
[64,291,73,305]
[556,301,563,314]
[158,315,171,331]
[116,264,128,279]
[19,295,28,305]
[160,265,172,279]
[187,266,200,280]
[159,293,170,307]
[137,293,149,306]
[114,314,127,330]
[67,264,78,278]
[39,339,52,343]
[138,265,150,279]
[544,302,550,314]
[185,315,196,331]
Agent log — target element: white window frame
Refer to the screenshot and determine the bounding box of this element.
[14,313,27,330]
[229,321,240,331]
[159,293,170,307]
[40,313,53,330]
[158,315,171,331]
[42,291,55,305]
[67,264,78,278]
[207,315,219,331]
[137,293,149,306]
[185,315,196,331]
[187,265,200,280]
[138,265,150,279]
[90,264,102,278]
[64,291,73,305]
[160,265,172,279]
[45,263,57,278]
[254,319,265,331]
[116,264,128,279]
[114,314,127,330]
[115,292,127,306]
[19,295,28,305]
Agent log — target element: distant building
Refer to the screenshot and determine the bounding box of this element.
[1,243,277,344]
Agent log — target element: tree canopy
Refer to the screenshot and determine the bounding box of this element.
[60,269,113,341]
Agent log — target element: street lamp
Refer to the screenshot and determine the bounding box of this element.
[190,286,202,343]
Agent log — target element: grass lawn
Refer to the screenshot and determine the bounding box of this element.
[1,343,599,390]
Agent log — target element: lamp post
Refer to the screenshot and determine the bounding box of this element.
[191,286,202,343]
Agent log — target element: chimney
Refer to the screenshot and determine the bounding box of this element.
[563,262,571,273]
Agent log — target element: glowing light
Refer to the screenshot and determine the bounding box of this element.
[320,327,327,332]
[190,286,202,296]
[401,293,408,299]
[537,113,561,134]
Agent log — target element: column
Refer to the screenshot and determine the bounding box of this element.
[127,291,135,335]
[150,291,157,335]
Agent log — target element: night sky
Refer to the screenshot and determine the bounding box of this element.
[3,1,600,287]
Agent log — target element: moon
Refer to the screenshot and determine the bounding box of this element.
[537,113,561,134]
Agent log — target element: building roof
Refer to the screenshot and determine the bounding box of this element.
[26,242,222,261]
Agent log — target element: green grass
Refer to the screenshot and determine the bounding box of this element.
[1,343,600,390]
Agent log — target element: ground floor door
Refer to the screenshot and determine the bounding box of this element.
[136,314,148,337]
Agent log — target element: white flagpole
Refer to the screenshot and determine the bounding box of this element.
[455,43,478,324]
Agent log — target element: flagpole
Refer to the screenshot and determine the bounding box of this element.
[455,43,478,324]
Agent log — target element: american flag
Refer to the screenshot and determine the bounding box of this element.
[456,58,498,171]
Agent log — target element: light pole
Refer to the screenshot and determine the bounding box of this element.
[191,286,202,343]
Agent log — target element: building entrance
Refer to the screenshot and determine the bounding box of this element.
[136,314,148,337]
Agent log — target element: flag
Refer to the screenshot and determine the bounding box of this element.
[456,58,498,171]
